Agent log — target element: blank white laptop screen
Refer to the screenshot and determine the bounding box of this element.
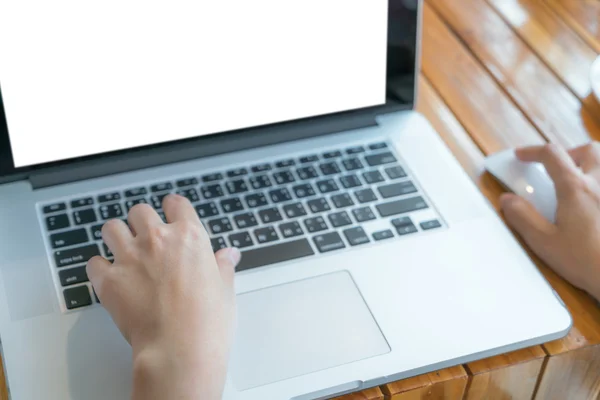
[0,1,388,168]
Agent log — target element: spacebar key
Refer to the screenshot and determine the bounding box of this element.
[237,239,315,272]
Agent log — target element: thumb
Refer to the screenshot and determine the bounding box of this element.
[214,247,241,285]
[500,193,557,255]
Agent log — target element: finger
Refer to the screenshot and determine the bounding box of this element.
[214,247,241,286]
[162,194,200,224]
[568,143,600,173]
[101,219,134,257]
[86,255,112,299]
[127,203,163,235]
[516,144,581,192]
[500,193,557,255]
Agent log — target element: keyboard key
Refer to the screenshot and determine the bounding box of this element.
[226,180,248,195]
[258,207,283,224]
[90,224,103,240]
[297,166,319,180]
[236,239,314,272]
[307,198,331,213]
[273,171,296,185]
[228,232,253,248]
[202,173,223,182]
[176,188,200,203]
[54,243,99,267]
[59,266,89,287]
[300,155,319,163]
[252,163,272,173]
[343,227,370,246]
[328,211,352,228]
[355,188,377,203]
[150,182,173,193]
[331,193,354,209]
[97,192,121,203]
[196,202,220,219]
[293,183,316,198]
[421,219,442,230]
[124,187,147,198]
[234,212,258,229]
[71,198,94,209]
[377,196,428,217]
[323,150,342,159]
[378,181,417,198]
[283,202,307,218]
[275,159,295,168]
[211,237,227,252]
[304,216,328,233]
[64,285,92,310]
[249,175,272,190]
[269,188,292,203]
[392,217,418,236]
[255,226,279,244]
[363,170,385,184]
[176,177,198,188]
[126,198,148,211]
[50,228,89,249]
[316,179,339,194]
[346,146,365,155]
[99,204,123,220]
[342,158,364,171]
[365,152,397,167]
[43,203,66,214]
[392,217,413,228]
[151,194,169,210]
[352,207,376,222]
[46,214,70,231]
[385,165,407,180]
[340,174,362,189]
[73,209,97,225]
[319,162,341,176]
[102,243,113,258]
[227,168,248,178]
[313,232,345,253]
[279,221,304,238]
[245,193,268,208]
[373,229,394,241]
[201,184,224,199]
[221,198,244,213]
[208,217,233,234]
[368,142,388,150]
[397,224,418,236]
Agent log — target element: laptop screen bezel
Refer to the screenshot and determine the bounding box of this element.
[0,0,421,181]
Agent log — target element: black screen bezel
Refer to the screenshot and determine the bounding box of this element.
[0,0,420,181]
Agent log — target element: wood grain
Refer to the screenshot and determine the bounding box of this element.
[544,0,600,53]
[428,0,600,147]
[382,366,468,400]
[333,386,384,400]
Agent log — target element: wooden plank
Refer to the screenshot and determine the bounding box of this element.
[333,387,385,400]
[486,0,600,120]
[544,0,600,53]
[428,0,600,148]
[381,366,468,400]
[464,346,546,400]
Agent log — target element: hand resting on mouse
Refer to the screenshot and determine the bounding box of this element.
[500,143,600,302]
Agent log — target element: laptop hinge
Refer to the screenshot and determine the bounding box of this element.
[29,112,379,189]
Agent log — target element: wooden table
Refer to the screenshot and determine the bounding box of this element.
[1,1,599,400]
[335,0,600,399]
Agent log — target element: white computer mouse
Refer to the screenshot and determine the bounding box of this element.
[484,149,557,223]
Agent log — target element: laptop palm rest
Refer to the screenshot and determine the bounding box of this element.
[230,270,390,391]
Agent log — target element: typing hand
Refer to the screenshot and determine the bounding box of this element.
[87,194,241,400]
[500,143,600,302]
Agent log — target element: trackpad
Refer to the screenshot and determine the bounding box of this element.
[231,271,390,391]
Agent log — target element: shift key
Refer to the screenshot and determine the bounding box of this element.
[50,228,88,249]
[54,244,100,268]
[376,196,428,217]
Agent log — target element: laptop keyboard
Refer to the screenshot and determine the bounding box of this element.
[38,141,445,312]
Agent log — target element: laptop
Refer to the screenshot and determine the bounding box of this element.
[0,1,571,399]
